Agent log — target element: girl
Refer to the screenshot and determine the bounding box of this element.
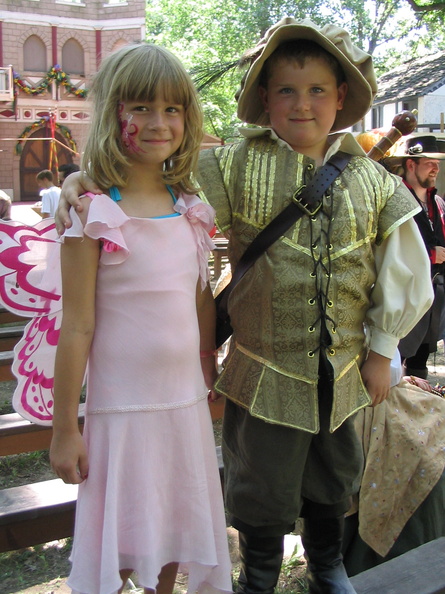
[49,43,232,593]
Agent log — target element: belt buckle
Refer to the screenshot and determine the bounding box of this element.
[292,186,322,216]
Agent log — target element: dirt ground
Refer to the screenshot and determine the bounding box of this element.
[2,344,445,594]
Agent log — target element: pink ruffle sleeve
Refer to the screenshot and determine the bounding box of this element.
[62,193,130,265]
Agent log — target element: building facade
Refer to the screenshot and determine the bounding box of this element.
[0,0,145,201]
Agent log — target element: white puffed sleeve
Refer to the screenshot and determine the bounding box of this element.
[365,217,434,359]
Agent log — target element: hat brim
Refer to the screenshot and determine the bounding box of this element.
[237,22,375,132]
[385,152,445,166]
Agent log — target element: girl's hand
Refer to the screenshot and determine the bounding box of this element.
[201,352,220,401]
[50,431,89,485]
[55,172,101,234]
[360,350,391,406]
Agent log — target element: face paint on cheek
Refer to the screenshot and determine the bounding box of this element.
[118,106,144,153]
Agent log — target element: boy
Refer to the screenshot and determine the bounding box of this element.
[36,169,61,218]
[56,18,432,594]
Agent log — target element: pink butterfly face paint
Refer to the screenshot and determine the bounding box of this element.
[118,102,144,153]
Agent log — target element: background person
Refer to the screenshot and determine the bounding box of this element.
[36,169,61,219]
[342,350,445,575]
[0,189,12,220]
[385,135,445,378]
[58,163,80,185]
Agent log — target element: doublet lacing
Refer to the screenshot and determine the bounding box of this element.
[307,187,336,359]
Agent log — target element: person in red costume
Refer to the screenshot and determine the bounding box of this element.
[385,135,445,378]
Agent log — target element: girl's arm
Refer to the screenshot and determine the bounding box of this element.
[196,281,219,401]
[50,232,100,484]
[55,172,101,233]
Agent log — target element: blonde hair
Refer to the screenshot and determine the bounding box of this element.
[82,43,203,194]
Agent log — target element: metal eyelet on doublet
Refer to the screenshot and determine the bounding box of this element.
[308,298,316,306]
[308,350,315,358]
[327,300,333,308]
[308,325,315,333]
[328,348,336,356]
[331,325,337,334]
[306,163,314,171]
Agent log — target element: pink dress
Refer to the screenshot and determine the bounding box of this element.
[1,193,232,594]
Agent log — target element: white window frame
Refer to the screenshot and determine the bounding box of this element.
[0,66,14,101]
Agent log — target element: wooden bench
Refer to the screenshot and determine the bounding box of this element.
[0,307,28,381]
[212,235,229,280]
[0,478,78,552]
[350,537,445,594]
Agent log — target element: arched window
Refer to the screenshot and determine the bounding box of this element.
[24,35,47,72]
[62,38,85,76]
[111,39,128,53]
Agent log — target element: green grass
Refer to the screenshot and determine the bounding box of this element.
[0,539,73,594]
[0,450,54,489]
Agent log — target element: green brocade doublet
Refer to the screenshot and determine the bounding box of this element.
[198,135,418,433]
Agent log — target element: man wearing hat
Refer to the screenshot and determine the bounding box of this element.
[386,135,445,378]
[55,17,433,594]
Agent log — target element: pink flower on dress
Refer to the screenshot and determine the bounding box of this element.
[185,202,215,233]
[102,240,122,253]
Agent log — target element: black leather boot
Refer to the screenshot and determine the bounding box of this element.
[403,366,429,380]
[302,516,357,594]
[236,532,284,594]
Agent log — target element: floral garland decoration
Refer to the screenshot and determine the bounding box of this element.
[13,64,88,98]
[15,118,78,156]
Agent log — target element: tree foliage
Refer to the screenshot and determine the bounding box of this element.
[146,0,445,139]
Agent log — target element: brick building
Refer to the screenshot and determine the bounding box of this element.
[0,0,145,202]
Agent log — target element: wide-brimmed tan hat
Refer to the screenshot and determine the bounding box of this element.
[236,17,378,132]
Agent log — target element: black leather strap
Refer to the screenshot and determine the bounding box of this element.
[217,151,352,312]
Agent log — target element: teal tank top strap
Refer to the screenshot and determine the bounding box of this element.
[166,185,177,204]
[109,187,122,203]
[109,186,174,204]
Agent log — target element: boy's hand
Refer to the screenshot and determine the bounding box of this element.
[50,431,89,484]
[55,172,101,235]
[360,350,391,406]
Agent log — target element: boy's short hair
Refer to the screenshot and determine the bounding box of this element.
[236,17,378,132]
[36,170,53,182]
[58,163,80,180]
[258,40,346,89]
[82,42,203,194]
